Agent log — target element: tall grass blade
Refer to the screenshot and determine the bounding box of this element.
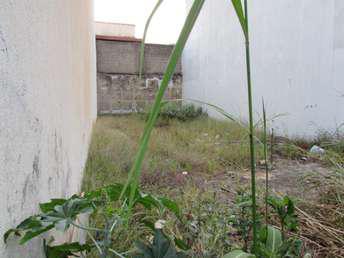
[242,0,258,252]
[230,0,247,37]
[270,128,274,164]
[121,0,206,208]
[139,0,164,79]
[262,99,269,226]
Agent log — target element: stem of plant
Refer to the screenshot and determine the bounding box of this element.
[262,99,269,226]
[243,0,258,252]
[70,221,103,233]
[139,0,164,79]
[109,248,126,258]
[86,230,103,255]
[270,128,274,164]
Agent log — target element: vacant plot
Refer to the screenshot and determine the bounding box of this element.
[82,115,344,257]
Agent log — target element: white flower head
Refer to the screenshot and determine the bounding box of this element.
[182,171,188,175]
[154,219,166,229]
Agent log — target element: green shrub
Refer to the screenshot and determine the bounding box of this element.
[143,103,206,124]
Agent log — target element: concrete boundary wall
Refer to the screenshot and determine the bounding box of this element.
[96,39,182,114]
[96,39,182,75]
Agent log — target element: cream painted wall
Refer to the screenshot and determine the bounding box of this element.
[183,0,344,138]
[0,1,96,257]
[95,22,136,37]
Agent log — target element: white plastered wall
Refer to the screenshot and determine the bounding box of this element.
[183,0,344,138]
[0,1,97,257]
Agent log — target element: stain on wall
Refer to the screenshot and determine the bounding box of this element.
[97,74,182,114]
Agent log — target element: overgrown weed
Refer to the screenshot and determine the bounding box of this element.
[82,115,343,257]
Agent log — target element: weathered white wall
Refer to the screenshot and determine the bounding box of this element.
[0,1,97,257]
[183,0,344,138]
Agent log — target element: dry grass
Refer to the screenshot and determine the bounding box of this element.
[82,115,344,257]
[83,115,263,193]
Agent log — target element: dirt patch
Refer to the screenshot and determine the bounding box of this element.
[171,158,332,202]
[142,158,334,205]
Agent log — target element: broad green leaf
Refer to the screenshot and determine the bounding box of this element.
[135,229,185,258]
[266,226,282,254]
[3,229,21,243]
[230,0,247,37]
[223,250,255,258]
[268,195,298,231]
[152,229,170,257]
[44,242,91,258]
[4,216,51,244]
[40,199,67,213]
[16,216,42,230]
[135,240,153,257]
[19,224,54,245]
[158,197,181,219]
[174,238,190,251]
[104,183,124,202]
[138,194,161,209]
[259,226,268,243]
[84,188,102,200]
[162,244,179,258]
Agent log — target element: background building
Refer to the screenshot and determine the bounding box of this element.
[0,1,97,257]
[183,0,344,138]
[95,22,182,115]
[95,21,136,38]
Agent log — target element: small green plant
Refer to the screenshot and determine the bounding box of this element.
[225,188,310,258]
[276,143,306,160]
[224,225,310,258]
[143,102,206,124]
[256,225,310,258]
[181,188,233,257]
[267,196,298,239]
[4,184,183,258]
[229,189,258,252]
[161,103,205,122]
[223,226,284,258]
[134,229,187,258]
